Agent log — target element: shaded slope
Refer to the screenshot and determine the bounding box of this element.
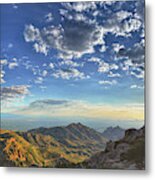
[27,123,107,154]
[78,126,145,170]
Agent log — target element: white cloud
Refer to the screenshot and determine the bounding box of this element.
[108,71,121,78]
[62,2,97,13]
[99,80,117,85]
[59,60,80,67]
[24,24,40,42]
[53,68,89,80]
[115,10,132,21]
[33,42,48,56]
[1,70,6,84]
[99,45,106,52]
[88,57,101,63]
[34,77,44,84]
[45,13,53,23]
[130,84,144,89]
[98,62,111,73]
[102,9,142,37]
[42,70,48,77]
[130,71,144,79]
[49,62,54,69]
[112,43,124,53]
[1,59,8,66]
[8,62,18,69]
[122,18,142,34]
[98,62,119,73]
[1,59,8,84]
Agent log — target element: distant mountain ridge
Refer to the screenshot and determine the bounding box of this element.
[27,122,107,148]
[102,126,125,141]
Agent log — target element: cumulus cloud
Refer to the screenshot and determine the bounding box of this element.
[98,62,119,73]
[104,16,142,37]
[61,2,97,13]
[45,12,53,23]
[1,70,6,84]
[42,70,48,77]
[53,68,89,80]
[49,62,54,69]
[1,59,8,84]
[8,62,18,69]
[115,10,132,22]
[88,57,119,75]
[59,59,80,67]
[118,42,144,64]
[1,59,8,66]
[1,85,30,102]
[24,17,105,59]
[118,41,145,79]
[22,1,144,83]
[88,57,101,63]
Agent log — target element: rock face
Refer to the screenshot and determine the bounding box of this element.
[102,126,125,141]
[79,126,145,170]
[0,123,107,167]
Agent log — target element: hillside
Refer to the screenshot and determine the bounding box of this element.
[0,123,107,167]
[0,124,145,169]
[78,126,145,170]
[0,130,44,167]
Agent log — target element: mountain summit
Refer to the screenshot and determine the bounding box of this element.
[102,126,125,141]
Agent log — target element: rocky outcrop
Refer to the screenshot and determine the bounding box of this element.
[78,126,145,170]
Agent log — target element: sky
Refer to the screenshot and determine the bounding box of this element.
[0,1,145,129]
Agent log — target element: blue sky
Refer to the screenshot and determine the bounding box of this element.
[0,1,145,126]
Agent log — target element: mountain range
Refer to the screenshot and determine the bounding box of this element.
[102,126,125,141]
[0,123,107,167]
[0,123,145,169]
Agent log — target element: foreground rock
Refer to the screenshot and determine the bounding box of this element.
[78,126,145,170]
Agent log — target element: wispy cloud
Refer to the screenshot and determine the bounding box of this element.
[12,98,144,121]
[99,80,117,86]
[130,84,144,89]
